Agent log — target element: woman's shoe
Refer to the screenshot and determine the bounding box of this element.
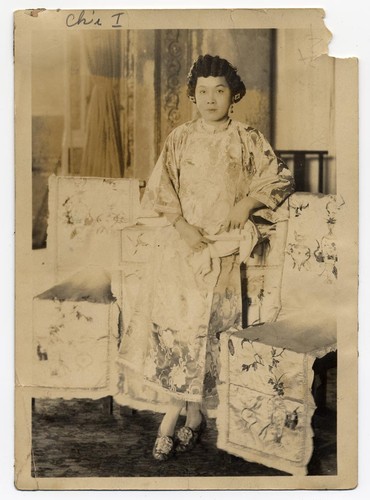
[152,434,175,461]
[175,412,207,453]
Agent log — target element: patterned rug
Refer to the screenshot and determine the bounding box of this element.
[31,370,336,478]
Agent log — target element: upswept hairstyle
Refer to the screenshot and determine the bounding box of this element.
[187,54,246,103]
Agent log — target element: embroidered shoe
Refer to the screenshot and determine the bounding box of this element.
[152,434,175,461]
[175,413,207,453]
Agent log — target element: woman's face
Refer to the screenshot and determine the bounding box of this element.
[195,76,232,125]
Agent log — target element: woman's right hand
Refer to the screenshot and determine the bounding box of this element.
[175,219,210,252]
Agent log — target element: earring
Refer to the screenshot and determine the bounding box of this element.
[189,96,196,104]
[229,104,234,114]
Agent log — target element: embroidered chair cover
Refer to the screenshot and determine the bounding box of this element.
[217,192,341,475]
[47,175,140,281]
[32,175,140,398]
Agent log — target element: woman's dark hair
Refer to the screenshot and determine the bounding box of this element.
[187,54,246,103]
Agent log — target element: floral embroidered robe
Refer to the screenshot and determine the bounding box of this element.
[117,118,294,412]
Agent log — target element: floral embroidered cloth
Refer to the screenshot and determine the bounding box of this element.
[216,193,340,474]
[245,192,344,348]
[33,269,120,397]
[31,176,139,399]
[280,192,343,329]
[218,330,321,475]
[116,118,294,411]
[47,175,140,281]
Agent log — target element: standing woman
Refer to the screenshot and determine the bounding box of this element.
[117,55,294,460]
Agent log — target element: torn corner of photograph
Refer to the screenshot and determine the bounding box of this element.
[14,7,358,491]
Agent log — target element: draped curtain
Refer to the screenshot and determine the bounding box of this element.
[81,31,124,178]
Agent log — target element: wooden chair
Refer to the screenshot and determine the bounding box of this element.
[277,150,329,193]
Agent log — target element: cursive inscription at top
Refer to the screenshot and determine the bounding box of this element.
[66,10,125,28]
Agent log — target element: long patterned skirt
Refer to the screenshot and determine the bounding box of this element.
[115,225,243,415]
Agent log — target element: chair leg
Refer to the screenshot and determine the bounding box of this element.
[240,262,249,328]
[102,396,113,415]
[312,351,337,411]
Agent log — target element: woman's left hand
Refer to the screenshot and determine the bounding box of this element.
[225,196,264,231]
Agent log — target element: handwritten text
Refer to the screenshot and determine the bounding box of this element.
[66,10,125,28]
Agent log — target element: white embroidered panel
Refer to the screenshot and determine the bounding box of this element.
[33,299,119,391]
[117,225,163,330]
[32,268,120,396]
[280,192,343,321]
[218,332,317,475]
[47,175,140,280]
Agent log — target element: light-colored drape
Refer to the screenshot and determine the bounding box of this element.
[81,31,124,178]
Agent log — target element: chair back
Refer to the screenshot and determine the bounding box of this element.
[280,192,343,320]
[47,175,140,280]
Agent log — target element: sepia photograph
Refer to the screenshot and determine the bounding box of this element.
[14,7,358,491]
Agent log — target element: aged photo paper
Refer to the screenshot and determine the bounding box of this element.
[14,8,358,491]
